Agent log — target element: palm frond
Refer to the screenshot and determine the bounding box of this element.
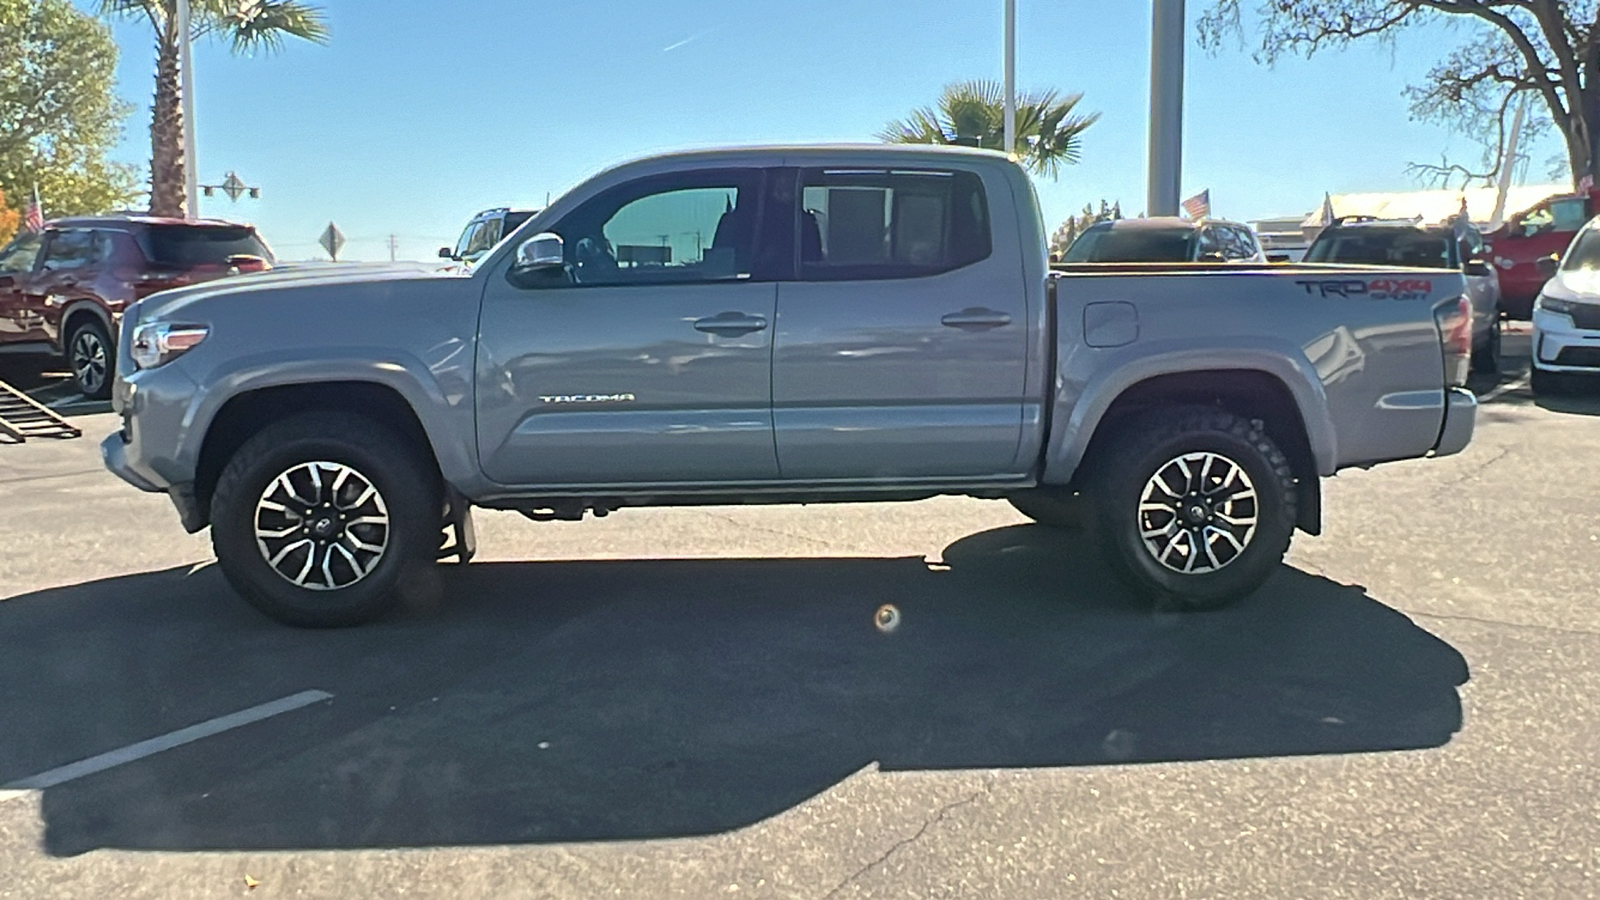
[879,80,1098,178]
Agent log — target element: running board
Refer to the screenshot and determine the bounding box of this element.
[0,380,82,443]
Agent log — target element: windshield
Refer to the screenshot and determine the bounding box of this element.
[1305,228,1453,268]
[139,225,274,268]
[453,218,504,262]
[1561,228,1600,270]
[1064,226,1194,263]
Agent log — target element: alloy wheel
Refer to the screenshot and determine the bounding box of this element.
[71,330,107,395]
[1137,451,1259,574]
[254,461,390,590]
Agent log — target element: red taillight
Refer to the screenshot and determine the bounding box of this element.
[1434,295,1473,387]
[133,272,192,297]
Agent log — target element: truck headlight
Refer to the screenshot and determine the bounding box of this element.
[130,323,209,370]
[1537,294,1577,316]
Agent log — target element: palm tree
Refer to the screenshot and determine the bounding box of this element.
[878,79,1100,179]
[99,1,328,217]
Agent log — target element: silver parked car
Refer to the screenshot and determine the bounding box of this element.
[1305,217,1504,373]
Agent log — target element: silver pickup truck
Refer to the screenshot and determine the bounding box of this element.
[102,145,1477,627]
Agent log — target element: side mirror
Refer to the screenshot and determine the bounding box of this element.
[1536,254,1561,278]
[438,247,454,259]
[1463,259,1493,277]
[516,232,565,270]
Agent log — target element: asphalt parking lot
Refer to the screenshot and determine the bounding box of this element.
[2,329,1598,899]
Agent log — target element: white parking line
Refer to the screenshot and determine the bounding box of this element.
[1480,374,1531,403]
[1,689,332,791]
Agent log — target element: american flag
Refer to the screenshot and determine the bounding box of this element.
[22,185,43,233]
[1181,189,1211,220]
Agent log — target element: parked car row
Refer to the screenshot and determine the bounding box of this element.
[0,216,274,398]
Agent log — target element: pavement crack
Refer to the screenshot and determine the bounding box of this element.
[1439,445,1509,488]
[823,785,987,899]
[1407,609,1600,639]
[694,509,842,550]
[0,468,107,486]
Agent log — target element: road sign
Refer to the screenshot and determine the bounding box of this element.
[220,172,247,202]
[319,222,345,261]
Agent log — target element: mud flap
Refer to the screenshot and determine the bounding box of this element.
[438,489,477,565]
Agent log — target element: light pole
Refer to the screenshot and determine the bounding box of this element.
[1147,0,1185,217]
[1003,0,1016,159]
[177,0,199,218]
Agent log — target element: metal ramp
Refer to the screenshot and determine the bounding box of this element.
[0,379,82,443]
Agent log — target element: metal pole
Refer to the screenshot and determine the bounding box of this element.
[1488,95,1528,230]
[178,0,198,219]
[1003,0,1017,159]
[1147,0,1185,216]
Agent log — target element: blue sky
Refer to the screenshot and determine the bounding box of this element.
[79,0,1560,261]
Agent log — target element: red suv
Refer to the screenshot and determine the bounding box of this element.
[0,216,274,399]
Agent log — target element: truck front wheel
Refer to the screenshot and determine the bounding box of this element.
[1085,407,1297,611]
[210,412,441,627]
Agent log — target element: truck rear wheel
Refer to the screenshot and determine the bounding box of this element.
[1084,406,1297,611]
[210,412,441,627]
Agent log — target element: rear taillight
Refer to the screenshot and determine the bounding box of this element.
[132,272,192,297]
[1434,295,1472,387]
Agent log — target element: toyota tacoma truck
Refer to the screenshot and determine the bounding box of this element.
[101,145,1478,627]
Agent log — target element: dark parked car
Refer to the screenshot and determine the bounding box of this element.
[1304,217,1503,373]
[439,207,539,268]
[1060,217,1269,264]
[0,216,274,398]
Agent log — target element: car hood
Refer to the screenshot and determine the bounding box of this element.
[133,262,467,322]
[1543,269,1600,302]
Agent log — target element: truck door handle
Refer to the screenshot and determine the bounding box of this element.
[693,311,768,336]
[941,308,1012,329]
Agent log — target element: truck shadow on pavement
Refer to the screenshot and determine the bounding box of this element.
[3,525,1470,856]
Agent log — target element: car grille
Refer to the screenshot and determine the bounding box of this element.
[1569,303,1600,330]
[1554,347,1600,368]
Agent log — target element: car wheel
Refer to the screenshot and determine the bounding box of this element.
[1007,488,1086,529]
[1472,318,1502,374]
[1084,406,1297,611]
[66,318,114,400]
[210,412,441,627]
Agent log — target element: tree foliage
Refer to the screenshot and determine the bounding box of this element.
[1051,200,1123,261]
[99,0,328,216]
[879,79,1101,179]
[1199,1,1600,189]
[0,188,21,247]
[0,0,138,224]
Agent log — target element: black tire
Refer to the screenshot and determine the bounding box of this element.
[1082,406,1297,611]
[1007,488,1086,529]
[65,318,114,400]
[211,412,441,627]
[1472,318,1501,375]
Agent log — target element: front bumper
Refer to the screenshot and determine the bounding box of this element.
[1532,309,1600,371]
[1432,387,1477,459]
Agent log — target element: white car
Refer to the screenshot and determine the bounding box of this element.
[1531,220,1600,394]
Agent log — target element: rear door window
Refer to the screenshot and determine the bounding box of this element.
[797,168,991,280]
[40,230,100,271]
[139,225,273,269]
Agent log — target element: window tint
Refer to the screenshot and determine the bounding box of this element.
[797,168,990,280]
[140,225,273,268]
[0,233,41,275]
[1304,229,1451,269]
[1226,226,1260,260]
[1061,225,1106,263]
[1196,227,1223,260]
[551,168,764,287]
[1073,227,1194,263]
[1551,198,1589,232]
[41,230,101,270]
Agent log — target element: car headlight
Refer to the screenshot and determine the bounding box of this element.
[1537,294,1578,316]
[130,322,209,370]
